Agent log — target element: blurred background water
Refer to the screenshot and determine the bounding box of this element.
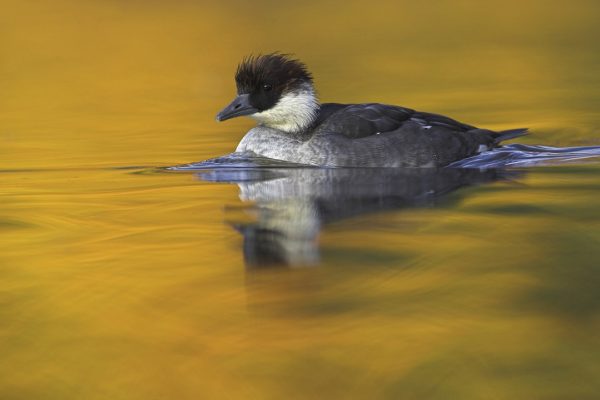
[1,0,600,399]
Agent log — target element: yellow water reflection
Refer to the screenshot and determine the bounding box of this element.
[1,0,600,398]
[2,0,600,169]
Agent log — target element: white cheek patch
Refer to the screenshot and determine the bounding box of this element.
[251,85,318,133]
[477,144,489,153]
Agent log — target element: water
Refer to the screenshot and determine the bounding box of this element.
[2,1,600,399]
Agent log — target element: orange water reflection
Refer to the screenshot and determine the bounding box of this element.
[1,0,600,398]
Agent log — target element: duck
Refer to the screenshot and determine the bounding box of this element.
[216,53,527,167]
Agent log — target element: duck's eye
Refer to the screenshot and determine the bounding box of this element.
[262,83,272,91]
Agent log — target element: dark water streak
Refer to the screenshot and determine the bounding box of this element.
[449,144,600,168]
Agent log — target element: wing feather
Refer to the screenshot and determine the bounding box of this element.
[314,103,475,138]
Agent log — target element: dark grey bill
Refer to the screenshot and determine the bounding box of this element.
[216,94,259,121]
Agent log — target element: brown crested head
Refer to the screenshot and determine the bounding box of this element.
[234,53,313,111]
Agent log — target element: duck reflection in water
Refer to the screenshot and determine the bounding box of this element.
[198,167,517,268]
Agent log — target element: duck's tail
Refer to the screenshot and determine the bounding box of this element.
[493,128,528,144]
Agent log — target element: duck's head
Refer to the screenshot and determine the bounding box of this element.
[216,53,319,133]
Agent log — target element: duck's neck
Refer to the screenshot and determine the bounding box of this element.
[250,83,319,134]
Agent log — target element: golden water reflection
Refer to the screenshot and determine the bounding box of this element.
[2,0,600,398]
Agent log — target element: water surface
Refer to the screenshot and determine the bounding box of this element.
[2,1,600,399]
